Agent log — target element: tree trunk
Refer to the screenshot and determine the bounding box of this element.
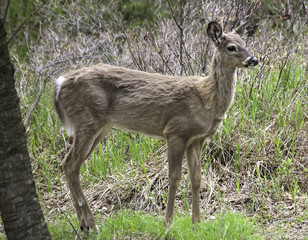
[0,20,51,240]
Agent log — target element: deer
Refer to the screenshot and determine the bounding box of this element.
[53,20,259,232]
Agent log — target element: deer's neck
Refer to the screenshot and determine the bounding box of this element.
[207,52,237,119]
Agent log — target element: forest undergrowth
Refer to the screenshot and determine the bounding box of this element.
[1,0,307,239]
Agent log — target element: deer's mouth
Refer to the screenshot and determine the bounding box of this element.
[245,64,256,69]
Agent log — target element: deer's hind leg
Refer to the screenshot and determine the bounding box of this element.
[62,124,111,232]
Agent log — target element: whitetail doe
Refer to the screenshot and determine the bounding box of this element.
[54,20,259,231]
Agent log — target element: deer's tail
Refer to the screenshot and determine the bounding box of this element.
[53,76,74,136]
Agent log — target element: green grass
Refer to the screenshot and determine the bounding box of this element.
[21,83,64,193]
[49,210,262,240]
[81,132,164,183]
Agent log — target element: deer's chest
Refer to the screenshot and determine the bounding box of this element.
[206,118,223,136]
[186,118,223,146]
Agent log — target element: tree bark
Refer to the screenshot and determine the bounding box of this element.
[0,20,51,240]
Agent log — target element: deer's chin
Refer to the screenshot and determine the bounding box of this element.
[244,64,256,69]
[248,64,257,69]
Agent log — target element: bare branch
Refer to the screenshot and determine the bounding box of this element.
[7,0,48,44]
[262,51,292,117]
[3,0,10,22]
[57,203,82,240]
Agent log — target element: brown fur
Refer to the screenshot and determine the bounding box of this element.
[53,20,259,231]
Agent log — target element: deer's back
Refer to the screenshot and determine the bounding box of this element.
[58,64,215,139]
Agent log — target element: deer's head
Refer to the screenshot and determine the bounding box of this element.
[207,20,259,69]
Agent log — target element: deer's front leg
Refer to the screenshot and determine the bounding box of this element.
[186,137,205,223]
[164,136,186,226]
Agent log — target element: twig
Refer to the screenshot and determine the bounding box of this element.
[24,55,90,127]
[179,0,185,76]
[123,29,143,71]
[247,60,265,101]
[294,15,308,39]
[107,3,142,71]
[57,203,82,240]
[24,72,44,127]
[3,0,10,22]
[223,5,234,31]
[183,43,194,75]
[262,51,291,118]
[167,0,185,75]
[148,34,174,74]
[247,43,280,102]
[80,5,98,29]
[166,0,182,31]
[7,0,48,44]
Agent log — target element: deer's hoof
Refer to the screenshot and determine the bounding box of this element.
[80,225,89,233]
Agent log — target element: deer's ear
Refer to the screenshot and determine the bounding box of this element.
[234,19,259,39]
[207,21,223,44]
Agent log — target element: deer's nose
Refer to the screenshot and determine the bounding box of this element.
[249,57,258,66]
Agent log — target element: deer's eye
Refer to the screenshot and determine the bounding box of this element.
[227,45,236,52]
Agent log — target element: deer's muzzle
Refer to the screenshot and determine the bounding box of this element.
[244,56,258,68]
